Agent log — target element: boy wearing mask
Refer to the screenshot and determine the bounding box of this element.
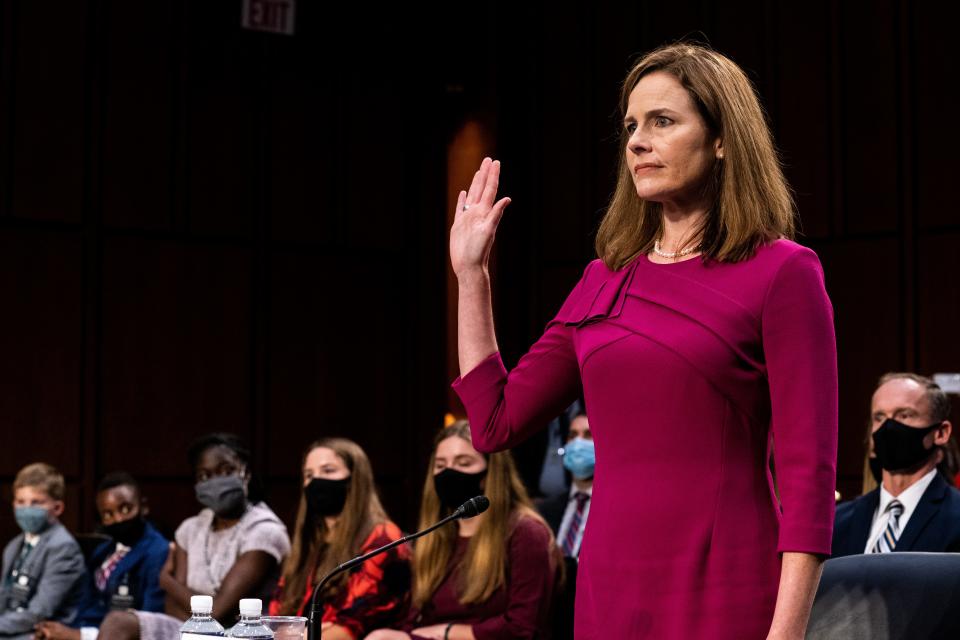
[34,472,169,640]
[0,463,85,640]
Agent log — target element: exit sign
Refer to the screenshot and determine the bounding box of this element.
[242,0,295,35]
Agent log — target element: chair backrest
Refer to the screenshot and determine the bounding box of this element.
[74,532,111,564]
[807,552,960,640]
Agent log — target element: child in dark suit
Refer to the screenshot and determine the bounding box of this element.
[35,472,170,640]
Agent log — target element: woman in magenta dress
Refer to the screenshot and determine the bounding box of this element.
[448,44,838,639]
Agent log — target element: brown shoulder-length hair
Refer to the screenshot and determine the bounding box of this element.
[412,421,557,608]
[277,438,389,615]
[596,42,795,269]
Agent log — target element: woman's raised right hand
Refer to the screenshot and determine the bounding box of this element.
[449,157,512,280]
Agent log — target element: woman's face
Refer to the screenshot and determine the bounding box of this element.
[623,71,722,210]
[303,447,351,487]
[433,436,488,475]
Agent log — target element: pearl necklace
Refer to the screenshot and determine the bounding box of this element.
[653,239,698,259]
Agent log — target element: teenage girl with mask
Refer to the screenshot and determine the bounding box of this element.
[101,433,291,640]
[367,420,559,640]
[268,438,411,639]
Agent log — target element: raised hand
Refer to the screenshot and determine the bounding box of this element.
[449,157,512,279]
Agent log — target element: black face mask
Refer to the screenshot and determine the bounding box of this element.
[433,468,486,511]
[103,517,146,547]
[305,477,351,516]
[872,418,942,472]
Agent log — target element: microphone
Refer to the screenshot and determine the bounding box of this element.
[307,496,489,640]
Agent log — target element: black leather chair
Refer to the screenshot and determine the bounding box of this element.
[807,552,960,639]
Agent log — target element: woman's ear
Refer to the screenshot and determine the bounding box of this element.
[714,137,724,160]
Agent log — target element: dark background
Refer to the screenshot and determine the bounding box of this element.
[0,0,957,543]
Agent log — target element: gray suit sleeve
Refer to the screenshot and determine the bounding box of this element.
[0,534,86,635]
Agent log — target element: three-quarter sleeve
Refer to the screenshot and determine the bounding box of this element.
[470,516,556,640]
[761,248,838,555]
[451,263,597,453]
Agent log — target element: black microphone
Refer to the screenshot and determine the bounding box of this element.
[307,496,489,640]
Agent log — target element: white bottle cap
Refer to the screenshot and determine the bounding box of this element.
[238,598,262,617]
[190,595,213,614]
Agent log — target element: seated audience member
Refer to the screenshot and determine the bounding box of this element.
[367,420,558,640]
[538,406,593,560]
[860,416,960,496]
[0,463,85,640]
[99,433,291,639]
[833,373,960,556]
[268,438,410,639]
[534,400,584,501]
[34,472,169,640]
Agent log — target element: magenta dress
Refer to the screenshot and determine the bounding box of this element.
[452,239,838,639]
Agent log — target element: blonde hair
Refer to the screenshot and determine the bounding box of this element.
[412,421,556,607]
[14,463,65,501]
[276,438,389,614]
[596,42,795,269]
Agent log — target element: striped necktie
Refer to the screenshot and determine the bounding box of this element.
[562,492,590,557]
[873,499,904,553]
[95,546,129,591]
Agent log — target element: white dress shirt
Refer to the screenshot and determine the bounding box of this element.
[864,467,938,553]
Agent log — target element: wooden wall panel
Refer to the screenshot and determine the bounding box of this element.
[100,238,253,476]
[8,0,86,223]
[181,2,257,238]
[101,0,179,231]
[914,5,960,231]
[0,230,83,476]
[840,1,900,236]
[774,1,834,239]
[917,233,960,374]
[816,238,902,499]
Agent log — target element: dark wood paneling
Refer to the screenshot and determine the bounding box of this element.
[101,0,179,231]
[181,2,257,238]
[0,230,83,476]
[816,238,902,499]
[100,237,253,476]
[914,5,960,231]
[840,0,900,236]
[266,253,407,475]
[917,233,960,374]
[266,80,338,246]
[8,0,86,223]
[774,1,834,239]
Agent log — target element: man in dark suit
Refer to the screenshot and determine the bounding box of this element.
[833,372,960,557]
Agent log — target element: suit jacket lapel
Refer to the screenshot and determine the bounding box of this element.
[1,534,24,579]
[897,473,948,551]
[107,540,143,591]
[844,489,880,555]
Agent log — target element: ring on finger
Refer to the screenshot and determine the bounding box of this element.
[462,204,471,211]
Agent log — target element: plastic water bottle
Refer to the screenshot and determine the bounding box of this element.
[180,595,225,638]
[225,598,274,638]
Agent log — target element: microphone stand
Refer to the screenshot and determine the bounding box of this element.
[307,498,488,640]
